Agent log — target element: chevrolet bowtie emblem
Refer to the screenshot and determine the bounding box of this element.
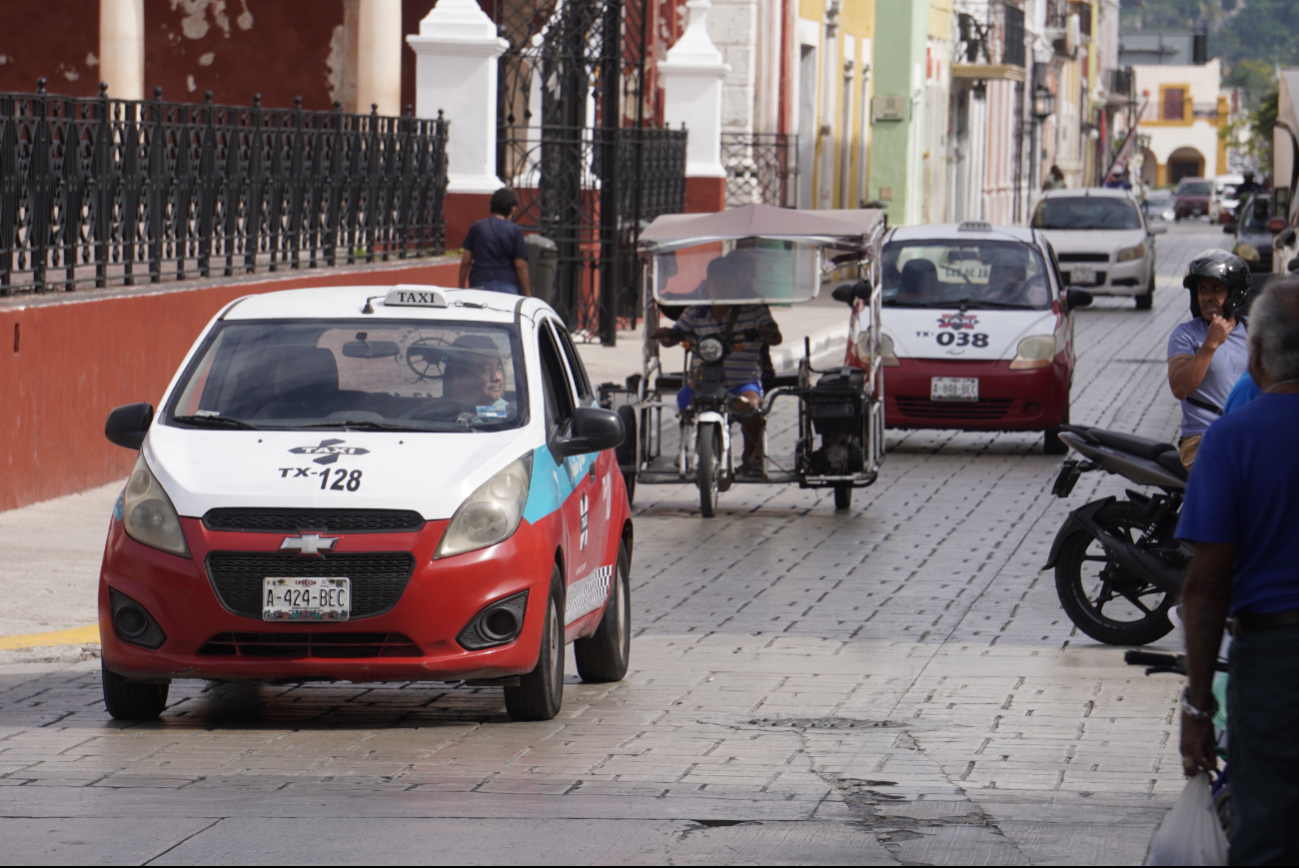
[280,534,339,556]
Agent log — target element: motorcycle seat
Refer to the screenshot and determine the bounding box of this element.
[1090,429,1176,461]
[1156,450,1189,481]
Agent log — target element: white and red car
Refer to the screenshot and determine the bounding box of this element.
[845,222,1090,453]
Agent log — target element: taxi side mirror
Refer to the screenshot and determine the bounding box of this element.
[1065,288,1094,310]
[830,280,872,306]
[105,403,154,450]
[554,406,625,458]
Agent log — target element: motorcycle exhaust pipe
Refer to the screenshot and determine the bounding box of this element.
[1070,504,1185,596]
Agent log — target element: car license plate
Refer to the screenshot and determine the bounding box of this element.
[262,577,350,622]
[931,377,978,402]
[1071,265,1097,285]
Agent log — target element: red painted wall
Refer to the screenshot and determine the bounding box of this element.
[1,261,459,513]
[0,0,100,96]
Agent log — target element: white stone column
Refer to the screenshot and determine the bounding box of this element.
[406,0,508,195]
[99,0,144,100]
[357,0,403,116]
[659,0,731,179]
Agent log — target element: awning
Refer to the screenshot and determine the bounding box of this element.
[639,204,886,254]
[950,63,1027,83]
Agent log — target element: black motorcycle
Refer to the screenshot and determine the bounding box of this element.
[1044,424,1191,645]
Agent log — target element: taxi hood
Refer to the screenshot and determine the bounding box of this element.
[143,424,537,521]
[877,306,1060,361]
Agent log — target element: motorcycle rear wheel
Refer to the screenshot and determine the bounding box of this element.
[1055,500,1175,645]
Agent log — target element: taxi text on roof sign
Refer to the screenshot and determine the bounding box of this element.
[384,287,448,308]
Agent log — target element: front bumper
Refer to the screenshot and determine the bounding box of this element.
[883,358,1070,431]
[99,516,559,683]
[1060,256,1147,296]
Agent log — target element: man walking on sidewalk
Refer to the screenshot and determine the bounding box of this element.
[1179,278,1299,864]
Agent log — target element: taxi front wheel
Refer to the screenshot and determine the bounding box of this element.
[504,568,565,721]
[574,543,631,683]
[101,663,169,720]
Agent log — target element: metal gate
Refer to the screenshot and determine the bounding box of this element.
[494,0,686,343]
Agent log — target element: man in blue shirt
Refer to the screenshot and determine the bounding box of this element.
[1167,250,1252,468]
[1178,278,1299,864]
[459,188,532,296]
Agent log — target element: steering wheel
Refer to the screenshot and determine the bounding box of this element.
[398,398,478,422]
[405,337,451,381]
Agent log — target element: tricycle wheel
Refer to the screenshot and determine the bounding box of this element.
[101,663,169,720]
[574,543,632,683]
[615,405,637,505]
[504,569,565,721]
[697,423,720,518]
[833,484,852,511]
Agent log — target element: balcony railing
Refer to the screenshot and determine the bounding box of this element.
[0,81,449,296]
[1192,102,1220,119]
[720,133,797,209]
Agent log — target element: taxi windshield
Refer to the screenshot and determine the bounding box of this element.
[167,319,528,432]
[880,240,1052,310]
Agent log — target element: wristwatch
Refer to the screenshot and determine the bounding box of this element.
[1180,687,1218,721]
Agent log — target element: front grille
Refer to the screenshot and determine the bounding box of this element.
[206,551,416,619]
[895,397,1012,420]
[198,631,421,658]
[1056,252,1109,263]
[203,509,424,534]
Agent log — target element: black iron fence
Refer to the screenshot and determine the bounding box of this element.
[0,80,449,296]
[720,133,797,209]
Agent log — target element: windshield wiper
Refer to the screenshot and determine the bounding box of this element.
[948,298,1034,309]
[287,420,423,431]
[173,414,261,430]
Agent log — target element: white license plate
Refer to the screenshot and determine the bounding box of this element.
[262,577,350,622]
[1070,265,1097,285]
[931,377,979,402]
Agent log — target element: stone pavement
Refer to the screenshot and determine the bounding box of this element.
[0,224,1225,864]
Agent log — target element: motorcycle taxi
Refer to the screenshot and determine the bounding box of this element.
[599,204,889,515]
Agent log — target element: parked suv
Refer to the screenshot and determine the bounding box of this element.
[1173,177,1213,220]
[1224,193,1279,273]
[1030,188,1164,310]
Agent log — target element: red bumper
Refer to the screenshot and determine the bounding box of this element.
[882,358,1069,431]
[99,515,565,683]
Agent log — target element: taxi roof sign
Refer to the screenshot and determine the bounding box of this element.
[384,286,448,308]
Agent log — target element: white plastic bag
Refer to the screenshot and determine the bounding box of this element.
[1148,772,1229,866]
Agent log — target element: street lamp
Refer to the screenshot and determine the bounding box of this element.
[1033,85,1055,121]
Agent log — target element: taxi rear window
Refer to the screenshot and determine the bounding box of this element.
[167,319,528,432]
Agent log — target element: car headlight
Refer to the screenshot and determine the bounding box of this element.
[697,337,724,362]
[1116,242,1146,262]
[1009,335,1057,370]
[435,454,533,559]
[855,331,901,367]
[122,454,190,557]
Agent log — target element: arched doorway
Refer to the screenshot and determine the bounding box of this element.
[1167,147,1206,185]
[1138,147,1158,187]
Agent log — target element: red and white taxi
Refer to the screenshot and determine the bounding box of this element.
[845,223,1090,453]
[99,286,631,722]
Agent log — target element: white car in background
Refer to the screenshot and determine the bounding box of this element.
[1210,173,1244,224]
[1030,188,1165,310]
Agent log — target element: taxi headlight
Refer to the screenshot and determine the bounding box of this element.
[435,454,533,559]
[698,337,724,363]
[121,455,189,557]
[1009,335,1057,370]
[855,331,901,367]
[1116,242,1146,262]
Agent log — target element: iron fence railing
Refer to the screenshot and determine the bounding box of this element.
[0,80,449,296]
[720,133,797,209]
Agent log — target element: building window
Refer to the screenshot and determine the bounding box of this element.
[1003,6,1025,68]
[1162,88,1186,121]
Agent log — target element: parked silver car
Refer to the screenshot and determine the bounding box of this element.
[1029,188,1165,310]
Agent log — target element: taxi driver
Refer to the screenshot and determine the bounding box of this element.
[442,335,509,415]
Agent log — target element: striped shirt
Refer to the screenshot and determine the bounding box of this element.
[673,304,777,386]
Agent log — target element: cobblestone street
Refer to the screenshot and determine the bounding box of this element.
[0,225,1226,864]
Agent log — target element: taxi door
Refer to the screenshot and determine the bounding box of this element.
[537,321,602,625]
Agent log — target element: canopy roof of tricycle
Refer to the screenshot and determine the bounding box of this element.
[640,205,885,306]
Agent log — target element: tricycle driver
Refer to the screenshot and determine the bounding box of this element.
[656,255,783,476]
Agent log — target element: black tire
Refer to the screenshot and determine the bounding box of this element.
[504,570,565,721]
[615,405,637,505]
[1044,402,1070,455]
[101,663,169,720]
[833,484,852,510]
[697,423,720,518]
[1054,500,1176,645]
[574,543,631,683]
[1136,274,1154,310]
